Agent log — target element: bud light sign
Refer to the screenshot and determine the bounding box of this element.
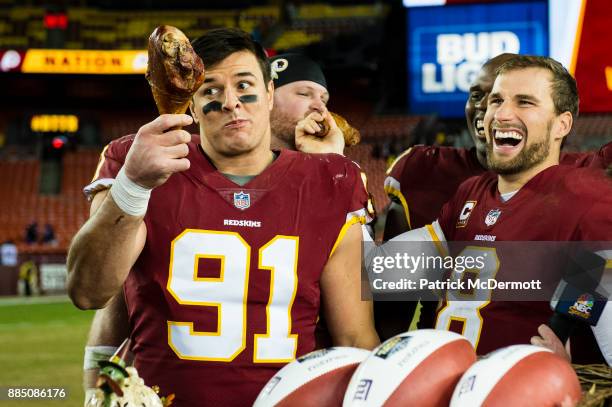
[407,1,548,117]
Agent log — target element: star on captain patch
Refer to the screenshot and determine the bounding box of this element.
[484,208,501,227]
[233,191,251,210]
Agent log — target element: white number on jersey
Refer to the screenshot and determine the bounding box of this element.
[167,230,299,362]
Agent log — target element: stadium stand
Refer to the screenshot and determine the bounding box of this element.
[0,150,97,254]
[568,114,612,151]
[0,4,387,51]
[360,115,421,139]
[97,111,156,144]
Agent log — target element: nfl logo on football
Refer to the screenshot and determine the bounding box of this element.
[233,191,251,210]
[484,209,501,226]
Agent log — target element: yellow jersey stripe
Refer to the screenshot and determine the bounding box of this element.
[385,185,412,230]
[90,144,110,183]
[426,223,448,257]
[329,216,366,258]
[386,147,413,175]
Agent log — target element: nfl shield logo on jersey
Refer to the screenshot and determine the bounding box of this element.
[484,209,501,226]
[233,191,251,210]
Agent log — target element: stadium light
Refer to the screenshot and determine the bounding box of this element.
[44,12,68,30]
[51,136,67,149]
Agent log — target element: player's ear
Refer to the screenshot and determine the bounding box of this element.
[189,97,199,124]
[267,80,274,112]
[554,111,573,140]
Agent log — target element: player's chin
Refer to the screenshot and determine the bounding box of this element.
[220,135,259,156]
[222,128,253,144]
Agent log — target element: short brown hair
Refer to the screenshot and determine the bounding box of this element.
[496,55,579,119]
[191,28,271,86]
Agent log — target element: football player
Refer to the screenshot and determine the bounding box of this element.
[68,28,379,406]
[80,52,353,402]
[378,54,612,341]
[269,53,345,155]
[373,55,611,364]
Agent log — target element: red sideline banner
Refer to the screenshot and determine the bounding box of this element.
[573,0,612,113]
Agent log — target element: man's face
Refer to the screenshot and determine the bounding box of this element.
[465,64,497,156]
[483,67,559,175]
[190,51,273,156]
[270,80,329,145]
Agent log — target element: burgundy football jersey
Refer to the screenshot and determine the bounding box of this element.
[385,146,485,230]
[383,144,611,332]
[434,165,612,362]
[384,143,611,231]
[570,140,612,169]
[86,135,370,406]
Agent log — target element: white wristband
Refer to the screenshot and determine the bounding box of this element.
[110,168,152,217]
[85,388,99,406]
[83,345,119,370]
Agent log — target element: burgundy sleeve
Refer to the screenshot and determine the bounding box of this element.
[83,135,134,199]
[384,147,413,204]
[590,141,612,169]
[346,160,372,225]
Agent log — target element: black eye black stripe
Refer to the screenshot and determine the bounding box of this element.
[239,95,258,103]
[203,101,222,115]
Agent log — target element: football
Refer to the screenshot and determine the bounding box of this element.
[343,329,476,406]
[253,347,370,407]
[450,345,582,407]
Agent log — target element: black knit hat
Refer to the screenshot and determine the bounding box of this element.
[270,53,327,89]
